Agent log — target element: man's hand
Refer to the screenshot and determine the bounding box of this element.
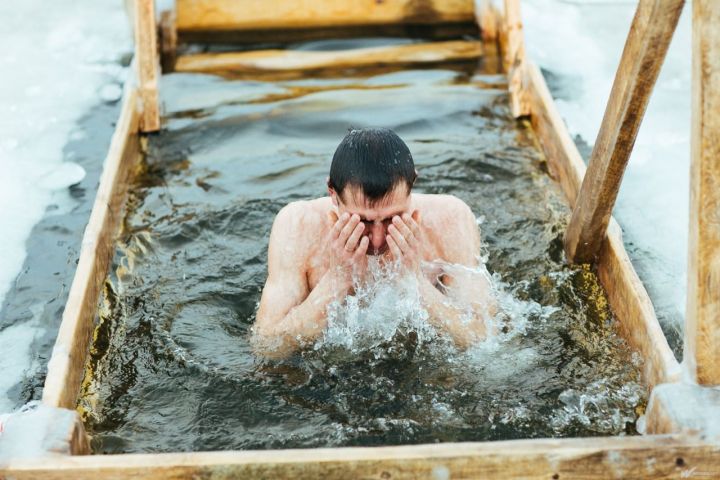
[386,211,423,274]
[325,211,369,290]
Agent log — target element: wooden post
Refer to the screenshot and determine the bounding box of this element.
[477,0,498,42]
[503,0,529,118]
[686,0,720,385]
[563,0,684,264]
[134,0,160,132]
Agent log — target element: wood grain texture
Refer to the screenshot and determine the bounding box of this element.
[477,0,498,42]
[176,0,475,33]
[41,87,141,410]
[524,62,680,389]
[175,40,483,75]
[502,0,530,118]
[134,0,160,132]
[3,435,720,479]
[159,9,177,73]
[564,0,685,263]
[687,0,720,385]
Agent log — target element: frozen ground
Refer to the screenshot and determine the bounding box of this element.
[0,0,691,414]
[0,0,130,412]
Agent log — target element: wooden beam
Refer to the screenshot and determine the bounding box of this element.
[42,87,141,410]
[3,435,719,479]
[159,9,177,73]
[686,0,720,385]
[176,0,475,34]
[476,0,498,42]
[564,0,685,264]
[501,0,530,118]
[524,63,680,388]
[134,0,160,132]
[174,40,483,76]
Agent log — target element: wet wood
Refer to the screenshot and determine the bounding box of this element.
[159,9,177,73]
[134,0,160,132]
[564,0,685,264]
[687,0,720,386]
[501,0,530,117]
[524,63,680,388]
[41,87,141,410]
[179,23,479,45]
[4,435,719,479]
[477,0,498,42]
[176,0,475,34]
[175,40,483,75]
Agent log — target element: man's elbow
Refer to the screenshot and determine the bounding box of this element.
[251,323,296,360]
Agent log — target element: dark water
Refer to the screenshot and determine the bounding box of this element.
[80,64,645,453]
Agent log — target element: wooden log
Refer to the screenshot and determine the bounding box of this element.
[502,0,530,118]
[174,40,483,76]
[41,86,141,410]
[524,62,680,388]
[3,435,719,479]
[564,0,685,264]
[134,0,160,132]
[686,0,720,385]
[176,0,475,34]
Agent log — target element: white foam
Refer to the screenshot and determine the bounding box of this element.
[0,0,131,413]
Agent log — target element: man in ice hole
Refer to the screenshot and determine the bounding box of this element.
[253,128,496,358]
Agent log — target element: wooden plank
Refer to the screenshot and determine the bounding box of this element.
[178,23,480,45]
[686,0,720,385]
[502,0,530,117]
[134,0,160,132]
[564,0,685,264]
[174,40,483,75]
[176,0,476,33]
[41,86,141,410]
[524,62,680,389]
[3,435,719,479]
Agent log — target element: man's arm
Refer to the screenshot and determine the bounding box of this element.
[387,202,497,349]
[253,207,368,359]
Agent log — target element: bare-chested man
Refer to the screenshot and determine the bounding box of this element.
[253,128,496,358]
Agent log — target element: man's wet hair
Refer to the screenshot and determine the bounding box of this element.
[328,128,417,205]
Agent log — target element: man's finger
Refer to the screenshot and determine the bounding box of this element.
[393,215,416,245]
[345,222,365,251]
[387,235,402,261]
[388,224,411,254]
[338,214,360,244]
[404,212,422,239]
[330,212,350,239]
[354,236,369,258]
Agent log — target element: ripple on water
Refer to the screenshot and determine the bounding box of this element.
[80,67,645,453]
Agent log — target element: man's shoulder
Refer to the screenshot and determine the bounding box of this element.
[274,198,331,229]
[416,193,474,223]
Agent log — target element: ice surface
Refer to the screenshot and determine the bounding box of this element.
[0,0,130,413]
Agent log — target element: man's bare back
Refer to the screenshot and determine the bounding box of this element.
[252,128,496,358]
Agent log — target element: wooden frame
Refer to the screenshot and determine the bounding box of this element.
[174,40,483,77]
[42,84,142,410]
[14,0,720,477]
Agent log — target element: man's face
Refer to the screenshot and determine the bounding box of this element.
[333,184,412,255]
